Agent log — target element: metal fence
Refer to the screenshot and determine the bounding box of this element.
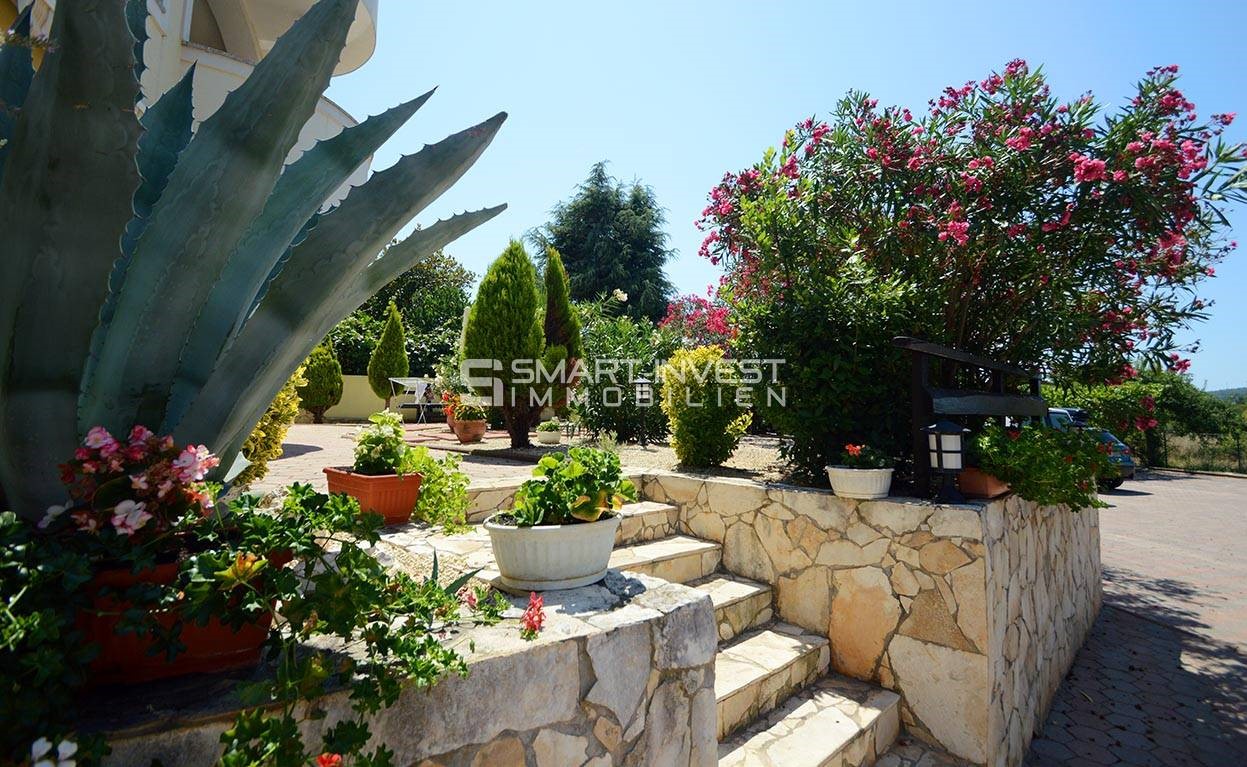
[1159,430,1246,474]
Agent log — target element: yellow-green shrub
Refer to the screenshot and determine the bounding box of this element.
[237,365,306,485]
[660,346,751,467]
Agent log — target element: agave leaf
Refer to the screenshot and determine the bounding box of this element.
[126,0,147,86]
[185,205,507,469]
[87,65,197,389]
[79,0,360,436]
[0,0,142,517]
[123,65,197,259]
[0,4,34,180]
[168,91,435,421]
[168,112,506,445]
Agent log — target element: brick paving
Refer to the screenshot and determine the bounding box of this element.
[250,423,533,496]
[1025,472,1247,765]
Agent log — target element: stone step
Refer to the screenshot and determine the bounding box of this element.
[715,623,830,741]
[608,535,722,584]
[718,675,900,767]
[613,501,679,547]
[688,573,773,643]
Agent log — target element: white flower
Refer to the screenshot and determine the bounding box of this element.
[38,503,70,530]
[31,737,77,767]
[612,288,628,303]
[110,500,152,537]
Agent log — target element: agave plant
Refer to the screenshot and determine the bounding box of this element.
[0,0,506,517]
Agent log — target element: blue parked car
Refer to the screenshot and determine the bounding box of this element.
[1039,409,1135,489]
[1093,429,1136,489]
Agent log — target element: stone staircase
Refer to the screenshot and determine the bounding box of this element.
[607,501,902,767]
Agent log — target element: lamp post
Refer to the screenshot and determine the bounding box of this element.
[634,377,653,447]
[926,420,969,503]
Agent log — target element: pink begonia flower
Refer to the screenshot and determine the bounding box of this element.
[128,425,154,445]
[84,426,115,450]
[111,500,152,537]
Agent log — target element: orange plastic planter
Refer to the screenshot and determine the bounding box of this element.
[323,467,422,525]
[958,467,1011,499]
[77,555,287,686]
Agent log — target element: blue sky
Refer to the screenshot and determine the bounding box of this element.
[326,0,1246,390]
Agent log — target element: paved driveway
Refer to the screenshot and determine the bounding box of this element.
[1098,472,1247,647]
[1025,472,1247,765]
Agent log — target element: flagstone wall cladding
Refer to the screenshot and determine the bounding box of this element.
[101,573,717,767]
[638,470,1100,767]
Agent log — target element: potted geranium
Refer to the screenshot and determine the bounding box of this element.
[452,402,488,444]
[535,417,562,445]
[13,435,506,762]
[485,447,637,591]
[826,443,894,499]
[965,424,1110,510]
[323,410,422,524]
[442,390,461,433]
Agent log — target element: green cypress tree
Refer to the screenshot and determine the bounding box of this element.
[368,301,409,409]
[298,343,344,423]
[462,240,544,447]
[543,247,582,359]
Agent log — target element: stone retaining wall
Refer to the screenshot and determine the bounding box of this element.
[97,573,717,767]
[639,470,1100,767]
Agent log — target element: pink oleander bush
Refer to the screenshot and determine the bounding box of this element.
[660,292,737,348]
[697,60,1246,479]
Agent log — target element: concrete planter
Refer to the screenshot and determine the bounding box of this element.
[535,430,561,445]
[484,514,622,592]
[825,466,893,499]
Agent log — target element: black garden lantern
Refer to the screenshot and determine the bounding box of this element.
[926,420,969,503]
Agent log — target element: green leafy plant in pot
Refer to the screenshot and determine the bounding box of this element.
[485,448,637,592]
[535,417,562,445]
[323,410,422,524]
[6,428,505,765]
[452,402,488,444]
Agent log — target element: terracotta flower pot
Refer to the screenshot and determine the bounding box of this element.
[446,413,457,433]
[323,466,422,525]
[454,419,487,444]
[958,467,1011,499]
[77,554,288,686]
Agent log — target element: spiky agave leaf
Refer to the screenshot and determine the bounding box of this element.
[79,0,361,436]
[125,0,147,86]
[169,90,436,414]
[0,0,142,516]
[189,205,508,472]
[0,4,34,180]
[170,113,507,446]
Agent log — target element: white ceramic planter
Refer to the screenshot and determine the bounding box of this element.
[535,430,561,445]
[825,466,894,500]
[484,514,621,592]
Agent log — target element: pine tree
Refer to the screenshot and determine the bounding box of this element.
[462,240,544,447]
[532,162,675,321]
[368,301,409,409]
[298,344,344,423]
